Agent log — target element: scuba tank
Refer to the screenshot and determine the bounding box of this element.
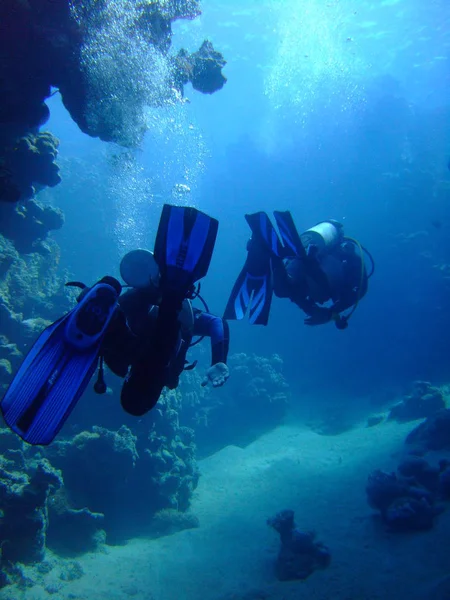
[300,220,344,254]
[120,248,160,290]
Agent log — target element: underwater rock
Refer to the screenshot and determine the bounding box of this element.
[0,302,24,343]
[190,40,227,94]
[267,509,331,581]
[149,508,199,538]
[0,232,70,343]
[388,380,445,423]
[439,462,450,499]
[384,496,437,532]
[181,353,290,455]
[0,199,64,252]
[0,455,62,563]
[0,337,22,371]
[47,489,105,556]
[405,409,450,452]
[44,426,139,537]
[366,465,444,532]
[44,409,198,541]
[174,41,227,95]
[0,133,61,204]
[397,456,440,492]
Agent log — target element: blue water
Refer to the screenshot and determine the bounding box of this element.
[7,1,449,597]
[45,0,450,404]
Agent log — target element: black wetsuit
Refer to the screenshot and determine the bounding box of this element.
[272,242,368,324]
[102,287,229,390]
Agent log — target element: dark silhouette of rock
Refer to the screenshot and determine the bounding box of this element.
[406,409,450,452]
[0,454,62,563]
[267,509,331,581]
[388,381,445,423]
[366,462,446,533]
[0,199,64,252]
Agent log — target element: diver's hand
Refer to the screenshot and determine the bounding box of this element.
[201,363,230,388]
[304,307,332,326]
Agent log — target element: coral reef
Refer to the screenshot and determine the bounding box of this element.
[366,460,447,532]
[0,133,61,203]
[0,449,62,564]
[388,380,445,423]
[174,41,227,95]
[267,509,331,581]
[0,0,227,203]
[44,393,199,542]
[0,231,72,395]
[405,408,450,452]
[0,199,64,253]
[181,353,290,455]
[46,489,105,556]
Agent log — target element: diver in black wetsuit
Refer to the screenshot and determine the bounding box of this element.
[0,204,229,446]
[97,247,230,416]
[100,253,229,410]
[224,213,373,329]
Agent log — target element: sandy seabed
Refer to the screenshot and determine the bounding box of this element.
[4,420,450,600]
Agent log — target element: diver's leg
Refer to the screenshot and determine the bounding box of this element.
[120,295,183,416]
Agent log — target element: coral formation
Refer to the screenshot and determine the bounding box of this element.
[366,460,447,532]
[174,41,227,95]
[267,509,331,581]
[0,200,64,253]
[0,133,61,203]
[0,0,227,203]
[0,450,62,564]
[388,380,445,423]
[46,489,105,556]
[0,231,71,397]
[43,392,199,542]
[405,409,450,452]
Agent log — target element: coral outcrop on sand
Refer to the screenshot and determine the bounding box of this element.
[0,401,199,570]
[0,444,62,564]
[44,391,199,542]
[366,457,447,532]
[388,380,445,423]
[405,408,450,452]
[181,353,290,455]
[267,509,331,581]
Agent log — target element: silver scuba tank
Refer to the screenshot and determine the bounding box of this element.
[120,249,160,289]
[300,220,343,254]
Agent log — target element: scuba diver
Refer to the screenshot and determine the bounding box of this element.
[224,211,374,329]
[1,204,229,445]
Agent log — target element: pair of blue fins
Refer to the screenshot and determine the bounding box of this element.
[1,205,299,445]
[223,209,309,326]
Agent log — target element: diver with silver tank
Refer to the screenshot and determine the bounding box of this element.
[224,211,374,329]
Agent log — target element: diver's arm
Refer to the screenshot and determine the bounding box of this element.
[193,309,229,365]
[194,309,230,387]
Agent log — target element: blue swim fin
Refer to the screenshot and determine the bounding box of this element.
[245,212,286,258]
[273,211,307,259]
[1,278,121,445]
[154,204,218,295]
[223,235,273,326]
